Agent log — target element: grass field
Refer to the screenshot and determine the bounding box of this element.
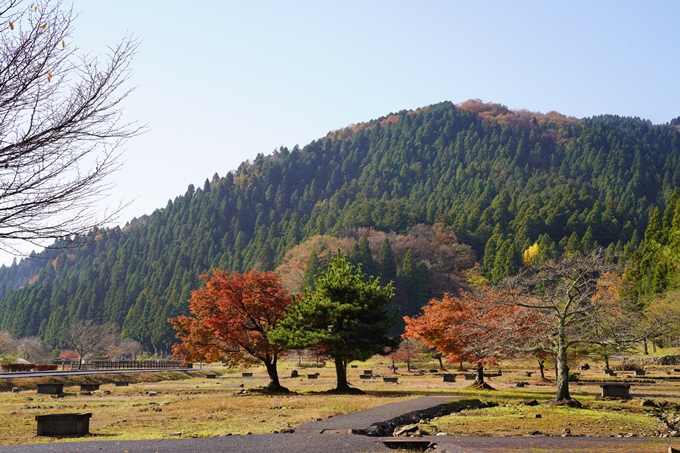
[2,356,680,447]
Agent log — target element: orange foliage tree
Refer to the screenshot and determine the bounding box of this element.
[169,270,291,392]
[404,288,544,388]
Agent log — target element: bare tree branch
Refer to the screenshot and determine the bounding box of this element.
[503,249,618,404]
[0,0,144,253]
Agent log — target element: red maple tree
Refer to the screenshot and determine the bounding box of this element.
[169,270,292,392]
[404,288,544,388]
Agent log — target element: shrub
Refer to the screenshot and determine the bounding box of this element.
[34,364,58,371]
[1,363,33,372]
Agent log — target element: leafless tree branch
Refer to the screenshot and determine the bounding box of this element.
[0,0,144,253]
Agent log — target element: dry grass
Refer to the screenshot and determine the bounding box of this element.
[4,357,680,447]
[0,366,413,446]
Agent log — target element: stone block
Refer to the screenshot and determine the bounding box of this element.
[37,383,63,395]
[36,413,91,437]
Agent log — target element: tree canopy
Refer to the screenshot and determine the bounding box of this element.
[169,270,291,392]
[269,253,398,393]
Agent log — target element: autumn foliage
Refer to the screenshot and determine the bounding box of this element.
[169,270,291,391]
[404,288,544,386]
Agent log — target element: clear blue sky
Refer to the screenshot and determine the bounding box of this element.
[5,0,680,262]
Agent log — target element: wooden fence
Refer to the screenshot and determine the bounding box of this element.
[90,360,185,370]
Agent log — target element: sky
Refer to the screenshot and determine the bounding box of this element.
[3,0,680,263]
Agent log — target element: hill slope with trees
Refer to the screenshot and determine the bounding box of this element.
[0,100,679,352]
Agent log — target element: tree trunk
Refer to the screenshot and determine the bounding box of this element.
[437,355,444,369]
[538,360,545,380]
[643,339,648,355]
[263,355,289,393]
[459,356,464,370]
[475,362,485,386]
[407,358,411,372]
[604,354,610,370]
[333,355,354,393]
[555,319,574,403]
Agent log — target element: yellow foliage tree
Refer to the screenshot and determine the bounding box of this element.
[522,243,539,266]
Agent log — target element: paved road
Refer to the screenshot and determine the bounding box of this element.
[296,395,455,434]
[1,435,678,453]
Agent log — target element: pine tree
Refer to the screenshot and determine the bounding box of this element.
[269,254,398,393]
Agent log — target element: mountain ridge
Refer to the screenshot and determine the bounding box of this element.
[0,100,678,351]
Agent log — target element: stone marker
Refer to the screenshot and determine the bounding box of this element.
[242,372,253,378]
[115,382,129,387]
[290,370,298,378]
[464,373,476,380]
[206,374,217,379]
[363,370,373,376]
[37,383,63,395]
[307,374,318,379]
[36,413,91,437]
[350,365,358,368]
[359,374,372,379]
[80,384,99,392]
[442,374,456,382]
[600,383,631,399]
[525,372,533,377]
[383,377,398,383]
[634,369,646,376]
[11,387,19,393]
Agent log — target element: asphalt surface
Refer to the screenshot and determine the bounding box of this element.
[1,435,678,453]
[295,395,456,433]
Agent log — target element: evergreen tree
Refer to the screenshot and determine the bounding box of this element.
[379,238,397,281]
[257,242,275,271]
[349,234,377,277]
[269,254,398,393]
[302,251,321,290]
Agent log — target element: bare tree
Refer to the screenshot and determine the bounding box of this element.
[0,0,142,252]
[60,319,116,369]
[16,335,47,361]
[0,329,15,353]
[107,337,144,361]
[505,249,618,405]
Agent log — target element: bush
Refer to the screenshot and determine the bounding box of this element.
[34,364,58,371]
[1,363,33,372]
[0,363,58,372]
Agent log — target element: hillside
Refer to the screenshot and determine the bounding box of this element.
[0,100,679,351]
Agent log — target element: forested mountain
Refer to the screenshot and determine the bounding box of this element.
[0,100,679,352]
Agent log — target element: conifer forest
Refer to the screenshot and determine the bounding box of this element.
[1,100,680,353]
